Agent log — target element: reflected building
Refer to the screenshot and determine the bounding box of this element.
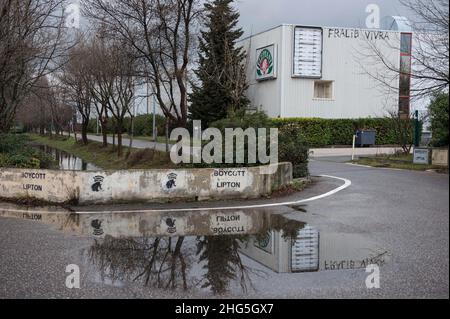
[0,204,389,295]
[240,224,320,273]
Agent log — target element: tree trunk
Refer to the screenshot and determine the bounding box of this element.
[73,125,77,142]
[127,116,134,157]
[117,131,123,157]
[81,120,89,145]
[100,119,108,147]
[165,118,170,153]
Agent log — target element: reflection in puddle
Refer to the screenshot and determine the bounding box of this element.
[86,213,308,295]
[0,207,390,296]
[33,144,99,171]
[80,211,388,295]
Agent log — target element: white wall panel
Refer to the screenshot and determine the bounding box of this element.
[240,25,402,119]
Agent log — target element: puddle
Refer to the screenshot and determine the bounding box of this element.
[33,144,100,171]
[0,207,389,296]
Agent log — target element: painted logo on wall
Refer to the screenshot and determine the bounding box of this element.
[254,231,274,254]
[165,173,177,190]
[91,219,104,236]
[256,45,276,80]
[165,218,177,234]
[91,176,104,192]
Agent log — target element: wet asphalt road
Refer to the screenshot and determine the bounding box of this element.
[0,159,448,299]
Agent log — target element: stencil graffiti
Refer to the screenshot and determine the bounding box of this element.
[165,218,177,234]
[91,176,104,192]
[91,219,104,236]
[165,173,177,190]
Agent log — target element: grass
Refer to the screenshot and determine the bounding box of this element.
[269,178,311,198]
[352,153,448,173]
[29,134,175,170]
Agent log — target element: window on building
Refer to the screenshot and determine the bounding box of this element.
[400,33,412,55]
[399,97,410,118]
[399,73,411,97]
[400,55,411,74]
[314,81,333,99]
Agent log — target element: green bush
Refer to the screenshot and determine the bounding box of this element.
[88,114,167,137]
[211,111,272,131]
[278,124,310,178]
[0,134,54,169]
[270,118,411,147]
[210,111,310,177]
[128,114,166,137]
[208,111,272,167]
[429,93,449,147]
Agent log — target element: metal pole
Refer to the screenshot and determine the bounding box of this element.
[352,134,356,161]
[146,80,150,115]
[152,94,157,142]
[414,110,420,148]
[132,96,136,137]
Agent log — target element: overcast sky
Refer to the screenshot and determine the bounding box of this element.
[234,0,412,36]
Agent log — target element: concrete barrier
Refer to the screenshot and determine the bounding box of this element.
[0,202,286,238]
[432,148,449,167]
[0,163,292,205]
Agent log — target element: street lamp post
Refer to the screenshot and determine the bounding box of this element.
[146,80,158,142]
[152,93,157,142]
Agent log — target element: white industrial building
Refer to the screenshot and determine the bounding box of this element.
[239,21,413,119]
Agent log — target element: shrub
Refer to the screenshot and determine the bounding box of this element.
[270,117,412,147]
[0,134,26,153]
[88,114,167,137]
[128,114,166,137]
[429,93,449,147]
[210,111,310,177]
[278,124,310,178]
[211,110,271,131]
[0,134,54,169]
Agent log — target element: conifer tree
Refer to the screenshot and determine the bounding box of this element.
[189,0,249,128]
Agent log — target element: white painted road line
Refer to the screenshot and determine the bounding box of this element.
[1,175,352,215]
[75,175,352,214]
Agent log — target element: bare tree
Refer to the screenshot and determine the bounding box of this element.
[89,236,191,290]
[49,86,73,136]
[401,0,449,96]
[59,39,94,145]
[82,0,202,128]
[360,0,449,100]
[387,109,415,154]
[87,32,113,148]
[102,42,137,157]
[16,77,72,135]
[0,0,71,133]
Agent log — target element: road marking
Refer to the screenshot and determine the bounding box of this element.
[75,175,352,214]
[0,175,352,215]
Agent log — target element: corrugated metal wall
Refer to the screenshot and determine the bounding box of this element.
[240,25,402,119]
[241,26,284,118]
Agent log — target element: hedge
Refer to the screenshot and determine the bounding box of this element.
[211,111,310,178]
[88,115,413,148]
[88,114,166,137]
[270,118,412,147]
[0,134,54,169]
